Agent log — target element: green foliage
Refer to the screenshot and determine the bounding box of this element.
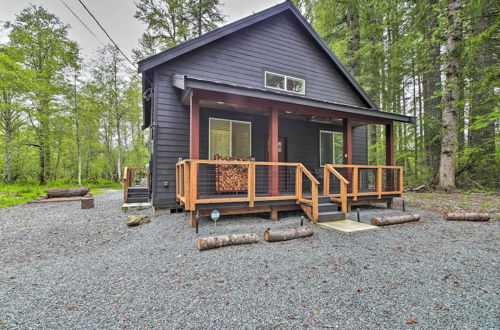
[0,179,121,208]
[133,0,224,60]
[304,0,499,190]
[0,5,149,193]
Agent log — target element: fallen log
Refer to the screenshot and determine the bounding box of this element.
[443,213,490,221]
[263,225,314,242]
[370,214,420,226]
[197,233,259,251]
[45,188,90,198]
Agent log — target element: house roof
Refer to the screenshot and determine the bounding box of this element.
[137,1,378,109]
[174,75,416,124]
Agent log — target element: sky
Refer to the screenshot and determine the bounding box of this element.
[0,0,283,60]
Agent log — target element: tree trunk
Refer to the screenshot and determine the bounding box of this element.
[370,214,420,226]
[422,0,443,181]
[443,212,490,221]
[3,126,13,182]
[345,3,360,77]
[45,187,90,198]
[263,225,314,242]
[439,0,462,189]
[197,233,259,251]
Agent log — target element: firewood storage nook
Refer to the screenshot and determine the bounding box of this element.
[213,155,255,194]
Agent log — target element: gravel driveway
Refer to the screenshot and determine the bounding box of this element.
[0,190,498,329]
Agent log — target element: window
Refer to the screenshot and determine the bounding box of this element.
[209,118,251,159]
[265,71,305,94]
[320,130,343,166]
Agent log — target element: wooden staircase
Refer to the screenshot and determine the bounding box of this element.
[300,195,345,223]
[126,187,149,203]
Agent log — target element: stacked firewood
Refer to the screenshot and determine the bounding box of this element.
[214,155,255,193]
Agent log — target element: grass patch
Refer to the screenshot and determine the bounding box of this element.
[0,179,121,208]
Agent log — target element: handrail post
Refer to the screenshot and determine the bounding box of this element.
[184,161,191,210]
[323,166,329,197]
[377,167,382,199]
[189,161,198,211]
[123,167,129,203]
[340,182,347,213]
[248,163,255,207]
[312,182,318,223]
[399,167,404,196]
[295,166,303,201]
[352,167,358,201]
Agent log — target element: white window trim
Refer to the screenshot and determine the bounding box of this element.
[319,130,342,167]
[208,117,252,159]
[264,71,305,95]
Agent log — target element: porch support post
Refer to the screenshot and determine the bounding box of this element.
[385,123,394,166]
[343,118,353,188]
[269,108,279,198]
[385,123,394,192]
[189,92,200,159]
[342,118,353,165]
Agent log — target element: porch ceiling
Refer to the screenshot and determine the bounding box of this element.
[174,74,416,124]
[199,99,365,127]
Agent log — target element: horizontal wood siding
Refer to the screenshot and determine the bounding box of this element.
[150,11,371,207]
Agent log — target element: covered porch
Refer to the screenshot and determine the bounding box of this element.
[174,78,412,226]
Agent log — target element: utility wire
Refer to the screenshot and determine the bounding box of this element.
[60,0,105,46]
[60,0,139,78]
[77,0,137,70]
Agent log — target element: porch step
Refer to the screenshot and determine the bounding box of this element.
[126,187,149,203]
[318,202,339,212]
[318,211,346,222]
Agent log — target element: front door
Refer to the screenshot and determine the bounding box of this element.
[278,137,287,162]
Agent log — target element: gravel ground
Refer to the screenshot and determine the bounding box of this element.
[0,190,498,329]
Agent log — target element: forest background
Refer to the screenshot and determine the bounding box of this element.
[0,0,498,206]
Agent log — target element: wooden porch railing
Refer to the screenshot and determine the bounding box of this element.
[323,164,404,211]
[123,167,148,202]
[176,160,320,222]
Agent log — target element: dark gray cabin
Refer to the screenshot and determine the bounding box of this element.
[138,1,414,217]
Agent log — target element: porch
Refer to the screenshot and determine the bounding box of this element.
[176,160,403,226]
[174,85,410,226]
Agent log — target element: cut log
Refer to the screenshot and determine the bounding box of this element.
[197,233,259,251]
[443,213,490,221]
[81,197,94,209]
[370,214,420,226]
[263,225,314,242]
[45,188,90,198]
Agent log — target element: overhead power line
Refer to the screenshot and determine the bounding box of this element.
[76,0,137,70]
[60,0,105,46]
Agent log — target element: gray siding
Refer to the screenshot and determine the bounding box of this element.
[149,11,370,207]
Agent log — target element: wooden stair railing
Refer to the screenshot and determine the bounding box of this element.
[123,167,148,203]
[297,164,320,223]
[323,164,349,213]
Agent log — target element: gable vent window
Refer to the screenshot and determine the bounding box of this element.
[265,71,305,94]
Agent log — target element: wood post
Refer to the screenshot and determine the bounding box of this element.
[377,167,382,199]
[386,123,394,191]
[387,198,394,209]
[268,108,279,196]
[296,166,303,200]
[189,162,197,211]
[184,161,191,210]
[352,167,358,201]
[189,211,197,228]
[343,118,353,165]
[311,182,318,223]
[323,166,329,196]
[190,92,200,159]
[270,206,278,221]
[340,181,347,213]
[248,163,255,207]
[343,118,353,194]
